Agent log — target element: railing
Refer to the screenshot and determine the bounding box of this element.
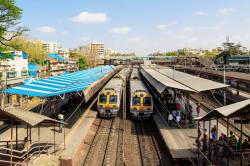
[0,141,51,166]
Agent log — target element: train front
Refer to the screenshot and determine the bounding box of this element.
[130,90,153,119]
[97,88,120,118]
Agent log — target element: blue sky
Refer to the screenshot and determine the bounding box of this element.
[17,0,250,55]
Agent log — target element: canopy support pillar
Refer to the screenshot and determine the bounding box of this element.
[240,116,243,166]
[216,118,219,140]
[10,121,13,166]
[29,126,32,144]
[197,120,200,159]
[226,118,229,138]
[64,125,66,150]
[53,123,56,153]
[38,124,40,156]
[15,124,18,150]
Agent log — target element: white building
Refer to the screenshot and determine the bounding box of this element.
[57,47,70,61]
[0,51,29,80]
[42,41,58,53]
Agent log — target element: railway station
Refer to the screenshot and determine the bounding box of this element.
[0,62,249,166]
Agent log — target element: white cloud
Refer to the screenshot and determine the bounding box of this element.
[80,36,90,42]
[217,8,235,16]
[61,31,69,35]
[37,26,56,33]
[109,26,131,34]
[194,11,208,16]
[200,26,221,31]
[156,21,177,30]
[180,26,193,34]
[126,37,144,43]
[72,11,109,23]
[187,37,198,43]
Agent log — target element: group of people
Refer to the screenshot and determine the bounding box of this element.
[197,126,250,159]
[168,110,182,126]
[225,131,250,150]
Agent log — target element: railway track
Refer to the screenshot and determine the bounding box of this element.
[83,117,124,166]
[83,119,113,166]
[135,121,163,166]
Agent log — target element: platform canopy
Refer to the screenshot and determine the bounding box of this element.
[195,99,250,121]
[1,66,114,97]
[0,108,62,126]
[154,66,228,92]
[141,68,195,94]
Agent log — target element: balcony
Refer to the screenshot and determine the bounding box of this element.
[21,70,29,76]
[7,71,17,78]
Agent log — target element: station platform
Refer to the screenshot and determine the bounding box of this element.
[153,100,233,164]
[59,109,97,166]
[153,112,197,164]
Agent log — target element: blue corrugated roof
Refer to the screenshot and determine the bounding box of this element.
[1,66,114,97]
[48,53,65,61]
[28,63,40,71]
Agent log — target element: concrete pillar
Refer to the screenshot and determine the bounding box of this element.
[237,81,240,96]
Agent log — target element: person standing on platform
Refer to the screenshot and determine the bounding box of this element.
[196,102,201,117]
[236,137,242,150]
[23,137,30,159]
[211,125,217,141]
[242,139,249,150]
[58,113,64,133]
[172,110,177,122]
[176,111,181,125]
[168,113,173,127]
[228,131,237,149]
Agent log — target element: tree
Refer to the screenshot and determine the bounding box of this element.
[7,36,46,64]
[0,0,27,47]
[78,57,87,70]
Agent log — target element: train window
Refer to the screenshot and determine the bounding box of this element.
[99,95,107,103]
[143,97,151,106]
[132,97,141,105]
[109,95,117,104]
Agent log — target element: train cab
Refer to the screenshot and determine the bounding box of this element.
[97,88,120,118]
[130,90,153,119]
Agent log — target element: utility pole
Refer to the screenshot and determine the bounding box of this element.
[223,65,226,106]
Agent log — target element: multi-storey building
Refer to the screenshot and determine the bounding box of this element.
[42,41,58,53]
[0,51,29,108]
[57,47,70,61]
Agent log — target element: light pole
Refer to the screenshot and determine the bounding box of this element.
[223,65,226,106]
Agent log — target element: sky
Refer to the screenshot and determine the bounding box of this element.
[17,0,250,55]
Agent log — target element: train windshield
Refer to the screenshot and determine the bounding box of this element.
[143,97,151,106]
[99,94,107,103]
[109,95,117,104]
[132,97,141,105]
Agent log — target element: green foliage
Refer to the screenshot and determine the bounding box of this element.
[7,37,46,64]
[78,57,87,70]
[110,53,136,56]
[164,51,178,56]
[204,51,218,58]
[0,0,27,47]
[0,52,14,60]
[177,50,186,56]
